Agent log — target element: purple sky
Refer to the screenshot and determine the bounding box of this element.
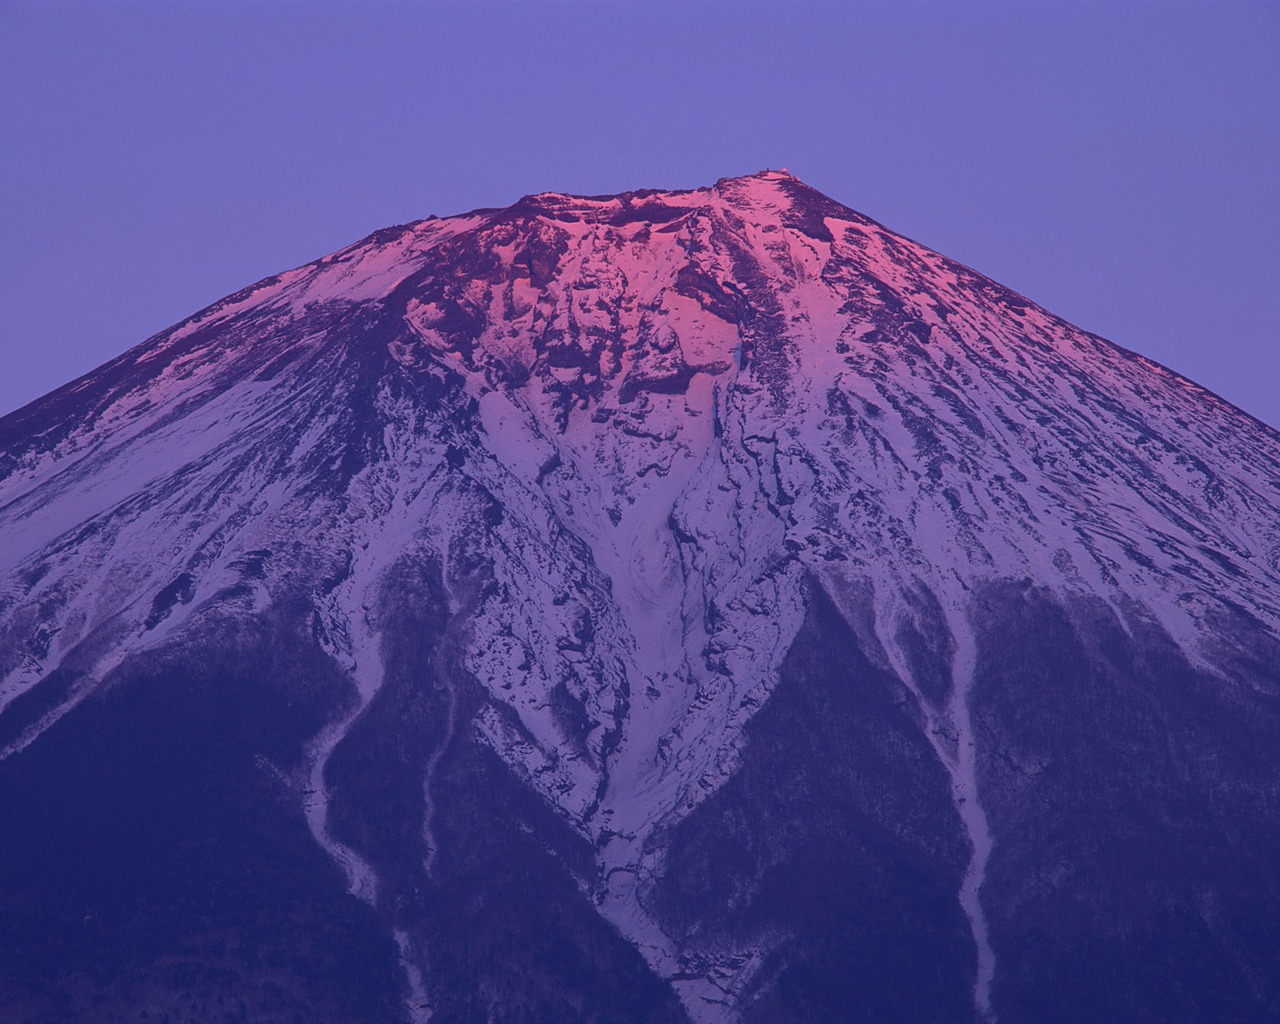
[2,2,1277,427]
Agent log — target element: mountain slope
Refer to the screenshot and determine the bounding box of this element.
[2,170,1279,1023]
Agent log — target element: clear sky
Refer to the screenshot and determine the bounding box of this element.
[2,2,1277,427]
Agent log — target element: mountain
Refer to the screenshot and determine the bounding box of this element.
[2,170,1279,1024]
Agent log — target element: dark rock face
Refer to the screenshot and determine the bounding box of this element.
[971,585,1280,1024]
[654,583,975,1024]
[2,171,1279,1022]
[0,611,406,1024]
[327,553,690,1024]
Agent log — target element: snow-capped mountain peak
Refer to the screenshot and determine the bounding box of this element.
[3,174,1279,1024]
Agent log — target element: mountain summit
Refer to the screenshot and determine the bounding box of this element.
[2,172,1279,1023]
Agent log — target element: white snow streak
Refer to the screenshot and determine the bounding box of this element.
[394,927,434,1024]
[303,583,383,905]
[947,611,997,1023]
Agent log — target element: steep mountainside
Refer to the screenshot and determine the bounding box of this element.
[2,171,1279,1024]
